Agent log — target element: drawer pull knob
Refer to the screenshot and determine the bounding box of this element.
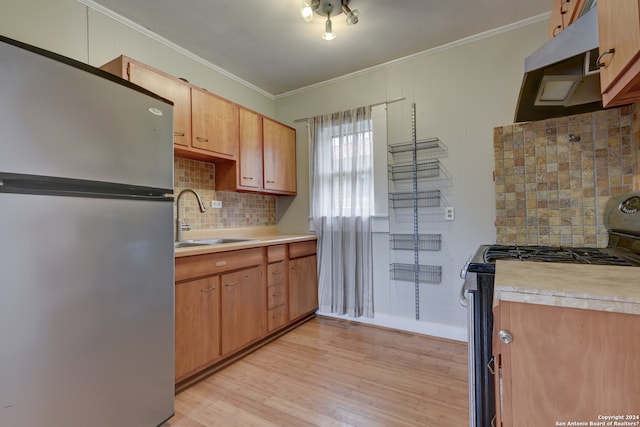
[273,292,282,297]
[225,280,238,287]
[196,136,209,142]
[498,330,513,344]
[200,286,216,293]
[215,261,227,267]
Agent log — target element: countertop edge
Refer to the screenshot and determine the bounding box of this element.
[494,260,640,315]
[494,289,640,315]
[174,234,317,258]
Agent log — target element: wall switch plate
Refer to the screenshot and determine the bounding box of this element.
[445,206,454,221]
[211,200,222,208]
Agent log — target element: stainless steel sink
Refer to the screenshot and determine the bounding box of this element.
[174,241,210,249]
[174,238,257,249]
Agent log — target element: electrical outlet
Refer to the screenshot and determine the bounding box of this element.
[211,200,222,209]
[445,206,455,221]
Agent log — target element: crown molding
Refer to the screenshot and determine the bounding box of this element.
[77,0,276,100]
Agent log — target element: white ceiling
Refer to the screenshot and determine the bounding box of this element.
[89,0,550,96]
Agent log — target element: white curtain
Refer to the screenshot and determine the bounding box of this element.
[310,106,374,318]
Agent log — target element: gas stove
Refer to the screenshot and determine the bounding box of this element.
[461,191,640,427]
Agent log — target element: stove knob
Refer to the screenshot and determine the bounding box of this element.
[498,329,514,344]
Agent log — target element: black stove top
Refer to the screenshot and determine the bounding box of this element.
[484,245,634,266]
[467,243,639,274]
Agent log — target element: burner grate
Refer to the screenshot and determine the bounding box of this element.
[484,245,634,266]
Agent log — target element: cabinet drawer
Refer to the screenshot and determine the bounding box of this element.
[267,244,286,263]
[267,261,286,286]
[267,305,287,332]
[175,248,263,282]
[267,283,286,309]
[289,240,316,259]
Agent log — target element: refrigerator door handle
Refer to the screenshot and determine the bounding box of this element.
[0,172,173,201]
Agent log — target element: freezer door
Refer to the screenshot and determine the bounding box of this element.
[0,193,174,426]
[0,39,173,190]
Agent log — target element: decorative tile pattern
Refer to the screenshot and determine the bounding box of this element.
[174,157,277,230]
[494,105,638,247]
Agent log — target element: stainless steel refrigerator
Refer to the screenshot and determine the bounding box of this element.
[0,36,175,426]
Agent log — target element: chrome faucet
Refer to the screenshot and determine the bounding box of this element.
[175,188,207,242]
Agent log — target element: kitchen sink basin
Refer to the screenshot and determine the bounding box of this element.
[174,241,210,248]
[174,238,257,249]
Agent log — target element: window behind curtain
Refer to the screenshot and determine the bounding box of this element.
[311,108,373,220]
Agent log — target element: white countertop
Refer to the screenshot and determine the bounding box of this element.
[494,260,640,315]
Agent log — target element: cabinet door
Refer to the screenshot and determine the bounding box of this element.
[263,118,296,194]
[288,255,318,321]
[494,301,640,427]
[175,276,221,381]
[238,108,262,189]
[220,265,266,355]
[128,61,192,148]
[548,0,565,38]
[101,58,191,148]
[598,0,640,106]
[191,87,238,160]
[548,0,586,38]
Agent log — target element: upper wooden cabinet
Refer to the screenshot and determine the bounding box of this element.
[547,0,587,38]
[216,108,262,192]
[101,56,191,148]
[101,56,238,162]
[216,111,297,195]
[101,56,296,194]
[238,109,263,189]
[190,87,238,161]
[597,0,640,107]
[263,117,297,195]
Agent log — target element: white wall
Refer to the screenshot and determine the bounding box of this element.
[275,20,549,340]
[1,0,549,340]
[0,0,275,116]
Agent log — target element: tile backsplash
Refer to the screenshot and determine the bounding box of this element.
[494,105,639,247]
[174,157,276,230]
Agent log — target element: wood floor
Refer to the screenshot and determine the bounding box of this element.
[164,316,469,427]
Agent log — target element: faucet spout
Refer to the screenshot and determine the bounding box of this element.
[175,188,206,242]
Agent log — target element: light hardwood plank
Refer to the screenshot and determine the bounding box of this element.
[165,316,469,427]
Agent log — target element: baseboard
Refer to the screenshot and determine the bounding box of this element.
[317,311,468,343]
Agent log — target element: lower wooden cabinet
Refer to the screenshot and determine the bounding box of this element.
[289,254,319,322]
[175,276,221,381]
[267,260,288,332]
[221,265,266,355]
[174,241,317,385]
[288,241,318,322]
[493,300,640,427]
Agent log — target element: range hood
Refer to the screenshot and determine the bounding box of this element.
[514,6,602,123]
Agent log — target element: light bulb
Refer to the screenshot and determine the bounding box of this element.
[322,18,336,40]
[342,4,359,25]
[346,9,359,25]
[300,1,313,22]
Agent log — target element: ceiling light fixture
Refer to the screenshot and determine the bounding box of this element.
[300,0,359,41]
